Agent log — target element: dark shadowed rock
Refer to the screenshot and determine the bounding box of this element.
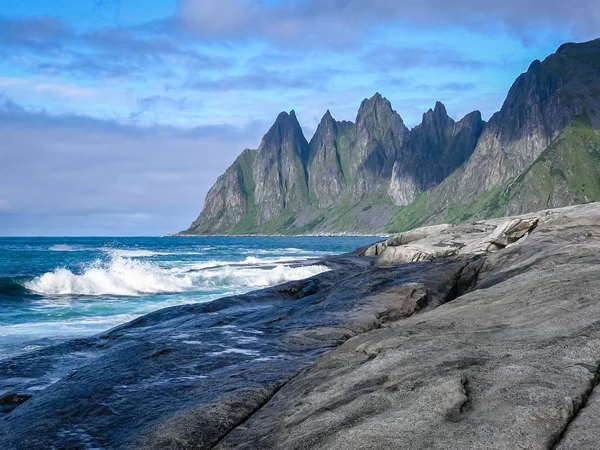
[389,104,484,206]
[307,111,352,208]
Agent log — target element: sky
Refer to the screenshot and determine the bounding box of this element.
[0,0,598,235]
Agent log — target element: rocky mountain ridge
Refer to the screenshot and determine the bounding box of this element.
[182,38,600,235]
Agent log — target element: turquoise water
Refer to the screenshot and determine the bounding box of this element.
[0,236,377,359]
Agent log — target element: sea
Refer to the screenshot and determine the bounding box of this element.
[0,236,378,360]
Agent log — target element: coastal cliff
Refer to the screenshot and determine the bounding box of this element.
[182,38,600,236]
[4,202,600,449]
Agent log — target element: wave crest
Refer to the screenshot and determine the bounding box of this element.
[24,256,329,297]
[25,257,194,296]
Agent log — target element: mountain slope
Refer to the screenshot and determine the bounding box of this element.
[452,39,600,200]
[386,38,600,233]
[444,114,600,223]
[185,149,257,235]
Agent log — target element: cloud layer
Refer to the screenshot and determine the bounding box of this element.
[178,0,600,45]
[0,95,264,235]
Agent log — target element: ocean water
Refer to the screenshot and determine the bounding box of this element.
[0,236,378,359]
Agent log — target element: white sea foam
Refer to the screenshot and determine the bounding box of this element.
[209,348,260,356]
[180,257,307,272]
[48,244,80,252]
[102,248,212,258]
[200,264,329,288]
[242,256,306,265]
[108,249,165,257]
[240,247,331,256]
[24,254,330,296]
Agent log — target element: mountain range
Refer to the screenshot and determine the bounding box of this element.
[181,39,600,235]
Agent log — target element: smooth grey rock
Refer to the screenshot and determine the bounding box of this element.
[0,252,474,449]
[376,242,460,265]
[386,224,453,246]
[363,224,452,257]
[374,216,539,266]
[459,217,538,254]
[555,386,600,450]
[216,202,600,450]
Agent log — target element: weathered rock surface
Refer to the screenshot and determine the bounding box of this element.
[4,203,600,449]
[216,202,600,449]
[369,216,538,266]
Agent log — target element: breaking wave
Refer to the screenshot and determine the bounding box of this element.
[24,255,329,297]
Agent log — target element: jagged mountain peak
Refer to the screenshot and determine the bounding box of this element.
[434,101,447,113]
[355,92,406,141]
[459,110,483,122]
[358,92,394,116]
[422,101,450,127]
[310,111,339,149]
[273,109,300,125]
[262,109,306,148]
[317,109,336,128]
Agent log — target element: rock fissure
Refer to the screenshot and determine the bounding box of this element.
[549,362,600,450]
[459,376,471,414]
[208,371,306,450]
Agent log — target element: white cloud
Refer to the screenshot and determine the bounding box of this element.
[34,82,97,98]
[0,77,98,99]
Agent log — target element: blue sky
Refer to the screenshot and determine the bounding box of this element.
[0,0,598,235]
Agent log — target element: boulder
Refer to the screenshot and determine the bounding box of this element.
[460,217,539,255]
[386,224,453,247]
[376,242,461,266]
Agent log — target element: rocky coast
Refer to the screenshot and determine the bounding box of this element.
[3,202,600,449]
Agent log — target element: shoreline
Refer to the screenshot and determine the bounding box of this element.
[171,233,391,238]
[3,203,600,448]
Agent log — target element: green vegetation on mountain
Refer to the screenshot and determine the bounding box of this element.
[232,150,258,234]
[386,114,600,233]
